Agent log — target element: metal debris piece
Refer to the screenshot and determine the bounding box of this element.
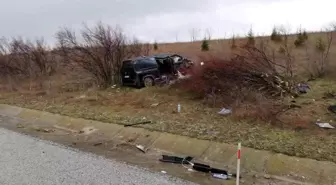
[316,122,334,129]
[124,121,152,127]
[43,129,55,133]
[93,142,103,146]
[135,144,146,153]
[218,108,232,115]
[264,174,271,179]
[213,173,228,180]
[151,103,159,107]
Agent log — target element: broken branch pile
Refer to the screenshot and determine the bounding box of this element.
[181,45,299,105]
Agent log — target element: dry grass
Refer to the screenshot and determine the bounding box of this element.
[0,32,336,162]
[0,78,335,162]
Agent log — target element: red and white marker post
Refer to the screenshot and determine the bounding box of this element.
[236,142,241,185]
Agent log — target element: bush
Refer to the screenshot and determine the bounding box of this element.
[0,37,55,79]
[201,38,209,51]
[315,37,326,52]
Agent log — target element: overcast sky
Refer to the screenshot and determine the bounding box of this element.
[0,0,335,44]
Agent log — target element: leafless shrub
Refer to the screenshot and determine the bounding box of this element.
[189,28,200,42]
[277,28,296,79]
[305,24,334,78]
[230,34,237,49]
[55,22,148,88]
[204,28,213,40]
[0,37,55,78]
[0,37,56,90]
[235,42,297,97]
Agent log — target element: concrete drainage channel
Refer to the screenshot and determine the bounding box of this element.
[0,104,335,185]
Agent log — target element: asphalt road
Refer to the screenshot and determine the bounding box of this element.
[0,128,197,185]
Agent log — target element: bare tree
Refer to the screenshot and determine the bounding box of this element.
[189,28,199,42]
[277,27,296,79]
[56,22,148,88]
[205,28,213,40]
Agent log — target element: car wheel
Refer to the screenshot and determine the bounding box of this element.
[143,77,154,87]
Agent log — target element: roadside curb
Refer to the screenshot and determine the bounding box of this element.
[0,104,335,185]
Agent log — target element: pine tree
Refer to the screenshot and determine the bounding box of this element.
[247,27,255,46]
[294,29,308,47]
[153,41,158,50]
[271,27,282,42]
[201,38,209,51]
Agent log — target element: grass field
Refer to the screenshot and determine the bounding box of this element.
[0,31,336,162]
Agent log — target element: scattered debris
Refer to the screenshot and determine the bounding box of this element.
[124,121,152,127]
[93,142,103,146]
[35,127,55,133]
[297,83,310,94]
[316,122,334,129]
[213,173,229,180]
[218,108,232,115]
[78,95,86,99]
[328,105,336,114]
[53,125,78,133]
[79,126,98,135]
[150,103,159,107]
[211,168,228,175]
[159,155,193,164]
[192,163,211,173]
[135,144,146,153]
[16,124,24,129]
[159,154,235,180]
[177,71,191,80]
[177,104,181,113]
[43,128,55,133]
[264,174,271,179]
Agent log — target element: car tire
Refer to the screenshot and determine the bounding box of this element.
[143,77,154,87]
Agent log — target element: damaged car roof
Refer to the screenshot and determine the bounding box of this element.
[151,53,179,58]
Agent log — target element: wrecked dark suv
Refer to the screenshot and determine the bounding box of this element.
[120,56,176,87]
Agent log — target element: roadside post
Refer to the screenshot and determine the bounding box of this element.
[236,142,241,185]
